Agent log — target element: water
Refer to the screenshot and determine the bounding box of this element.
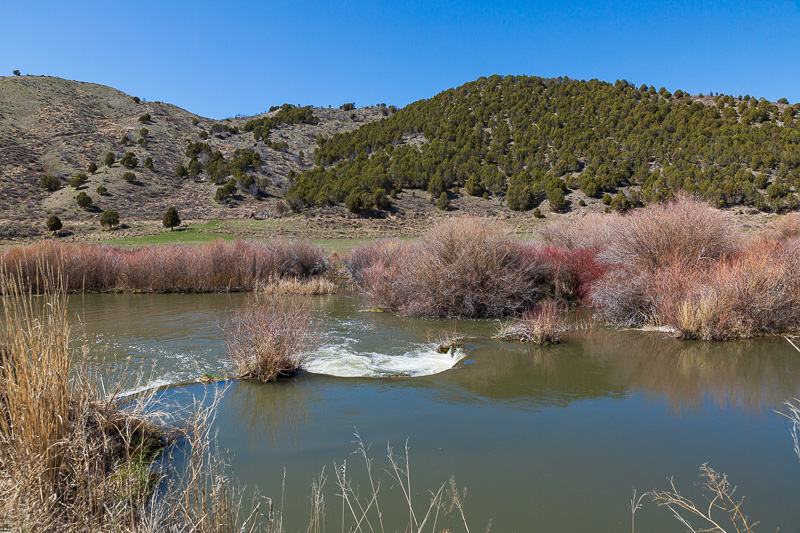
[67,293,800,531]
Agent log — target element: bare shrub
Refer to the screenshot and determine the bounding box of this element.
[537,212,617,250]
[376,218,550,318]
[659,240,800,339]
[601,194,738,271]
[345,239,415,310]
[495,301,569,344]
[595,238,800,337]
[224,297,321,382]
[523,245,607,304]
[763,212,800,241]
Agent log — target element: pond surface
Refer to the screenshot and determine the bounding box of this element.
[70,293,800,532]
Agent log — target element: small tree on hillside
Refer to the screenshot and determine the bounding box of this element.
[162,206,181,231]
[75,192,92,209]
[548,188,567,213]
[46,215,62,235]
[100,210,119,230]
[145,156,154,170]
[87,162,98,173]
[13,70,20,76]
[105,152,115,167]
[138,113,151,123]
[175,164,188,177]
[436,191,451,211]
[40,175,60,192]
[120,152,138,168]
[70,174,88,188]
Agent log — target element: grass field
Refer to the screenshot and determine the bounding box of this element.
[98,220,386,254]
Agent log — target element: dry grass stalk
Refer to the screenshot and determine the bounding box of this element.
[650,464,758,533]
[494,301,569,345]
[328,432,471,533]
[151,388,265,533]
[257,276,338,295]
[224,297,321,382]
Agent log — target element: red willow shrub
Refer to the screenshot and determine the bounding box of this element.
[0,238,328,293]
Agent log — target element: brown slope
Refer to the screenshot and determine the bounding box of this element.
[0,75,385,239]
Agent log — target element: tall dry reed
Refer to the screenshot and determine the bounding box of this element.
[0,273,166,531]
[494,301,569,344]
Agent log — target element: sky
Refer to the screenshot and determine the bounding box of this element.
[3,0,800,119]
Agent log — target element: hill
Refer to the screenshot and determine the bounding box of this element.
[0,75,385,239]
[2,74,799,243]
[287,75,800,216]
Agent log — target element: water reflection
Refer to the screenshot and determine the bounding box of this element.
[445,330,800,413]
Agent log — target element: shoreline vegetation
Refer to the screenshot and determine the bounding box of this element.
[0,276,264,532]
[2,195,800,341]
[347,195,800,341]
[0,238,330,294]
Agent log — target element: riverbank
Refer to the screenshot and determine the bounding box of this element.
[346,196,800,340]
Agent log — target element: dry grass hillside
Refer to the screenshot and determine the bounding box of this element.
[0,75,385,239]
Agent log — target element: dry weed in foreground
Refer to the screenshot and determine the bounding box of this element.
[494,301,569,344]
[651,464,757,533]
[225,296,322,381]
[310,432,476,533]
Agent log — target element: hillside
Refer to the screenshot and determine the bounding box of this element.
[2,74,800,243]
[0,75,385,239]
[288,75,800,215]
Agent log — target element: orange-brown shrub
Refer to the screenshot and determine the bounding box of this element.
[655,239,800,339]
[0,238,328,293]
[590,195,743,328]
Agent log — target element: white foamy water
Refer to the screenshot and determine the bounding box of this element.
[306,342,465,378]
[117,378,172,398]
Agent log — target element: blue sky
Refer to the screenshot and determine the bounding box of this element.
[3,0,799,118]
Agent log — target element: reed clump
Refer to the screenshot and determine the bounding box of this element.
[0,238,328,294]
[0,276,166,531]
[224,296,322,382]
